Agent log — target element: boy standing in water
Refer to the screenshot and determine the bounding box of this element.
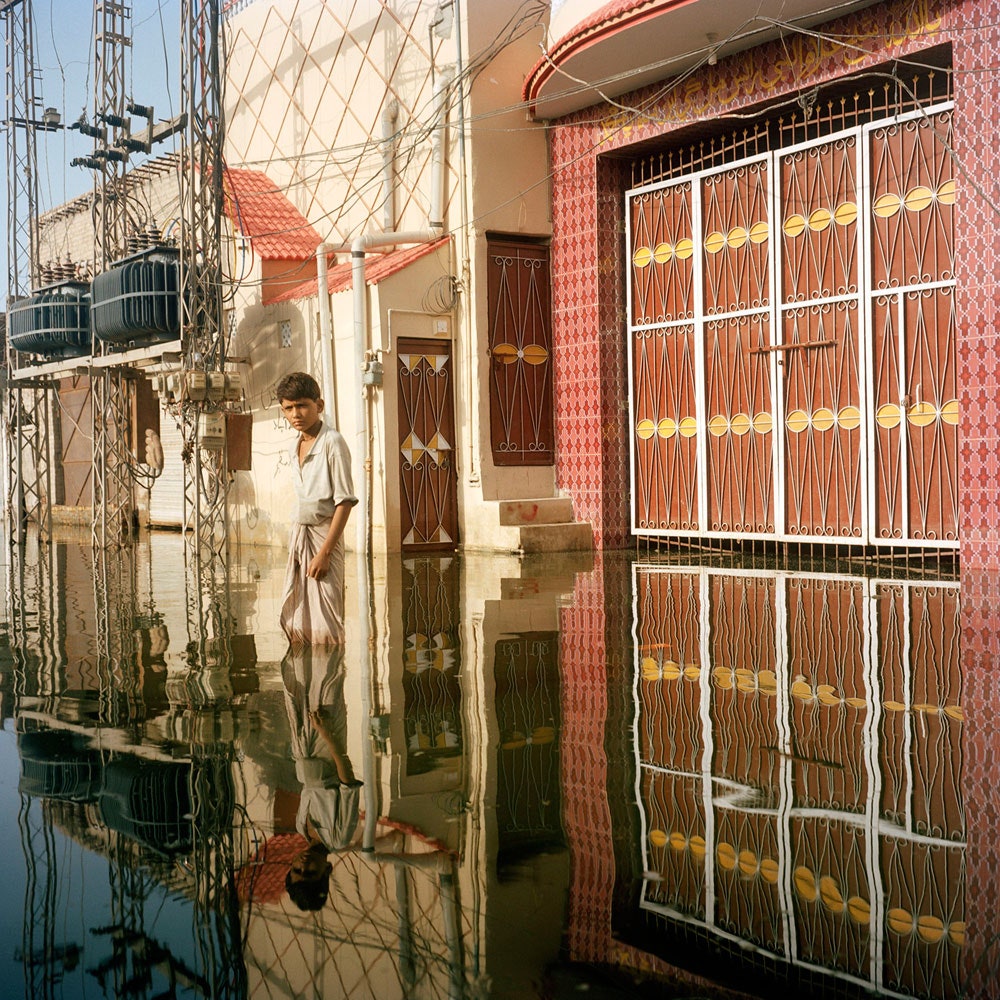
[276,372,357,644]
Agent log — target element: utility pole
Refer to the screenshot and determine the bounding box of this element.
[2,0,53,547]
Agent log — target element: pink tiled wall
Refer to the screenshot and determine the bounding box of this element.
[549,1,1000,995]
[549,0,1000,571]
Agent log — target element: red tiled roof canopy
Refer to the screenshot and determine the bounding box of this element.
[222,167,322,260]
[268,236,451,304]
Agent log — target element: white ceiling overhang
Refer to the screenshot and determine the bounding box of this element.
[524,0,882,120]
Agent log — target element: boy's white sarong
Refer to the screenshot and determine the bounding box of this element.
[279,521,346,644]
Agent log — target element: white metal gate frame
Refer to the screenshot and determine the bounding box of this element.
[625,100,957,549]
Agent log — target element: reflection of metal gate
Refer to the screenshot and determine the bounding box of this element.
[631,563,964,996]
[397,338,459,551]
[628,103,957,549]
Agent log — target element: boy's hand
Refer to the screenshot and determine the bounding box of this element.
[307,550,331,579]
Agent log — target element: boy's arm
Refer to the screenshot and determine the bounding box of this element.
[306,501,353,579]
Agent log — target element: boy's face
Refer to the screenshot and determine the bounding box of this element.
[280,396,324,434]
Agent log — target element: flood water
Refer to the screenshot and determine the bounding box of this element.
[0,530,992,999]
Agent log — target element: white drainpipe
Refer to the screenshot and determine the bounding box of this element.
[315,242,338,425]
[346,66,451,851]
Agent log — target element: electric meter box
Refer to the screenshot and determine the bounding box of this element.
[198,411,226,449]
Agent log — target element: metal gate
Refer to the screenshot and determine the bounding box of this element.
[397,338,459,551]
[486,238,555,466]
[627,103,957,549]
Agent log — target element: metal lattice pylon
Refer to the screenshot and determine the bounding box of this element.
[178,0,231,638]
[3,0,52,545]
[89,0,137,548]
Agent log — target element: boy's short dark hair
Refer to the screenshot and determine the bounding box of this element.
[285,869,330,911]
[275,372,321,403]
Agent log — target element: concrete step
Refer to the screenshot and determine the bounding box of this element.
[499,497,576,526]
[518,521,594,553]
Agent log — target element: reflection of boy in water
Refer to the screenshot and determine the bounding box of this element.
[281,643,362,911]
[280,644,453,912]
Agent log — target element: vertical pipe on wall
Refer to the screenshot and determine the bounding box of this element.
[315,242,338,427]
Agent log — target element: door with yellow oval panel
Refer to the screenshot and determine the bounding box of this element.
[486,238,555,466]
[868,113,958,545]
[627,106,957,549]
[777,137,864,540]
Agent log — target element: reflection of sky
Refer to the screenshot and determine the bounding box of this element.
[4,0,180,292]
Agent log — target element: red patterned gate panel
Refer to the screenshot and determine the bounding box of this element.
[701,163,774,533]
[630,185,699,531]
[397,338,459,551]
[869,112,958,544]
[779,138,862,538]
[486,239,554,466]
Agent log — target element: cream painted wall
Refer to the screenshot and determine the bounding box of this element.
[34,0,566,555]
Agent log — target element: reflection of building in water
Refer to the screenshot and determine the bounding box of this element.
[238,551,576,999]
[626,565,964,999]
[9,534,259,999]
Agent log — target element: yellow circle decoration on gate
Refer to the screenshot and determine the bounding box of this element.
[887,908,914,935]
[812,407,835,431]
[717,842,737,870]
[905,185,934,212]
[948,921,966,946]
[522,344,549,365]
[916,915,945,944]
[636,418,656,439]
[730,413,752,435]
[658,417,678,438]
[809,207,833,232]
[649,829,668,848]
[848,896,871,924]
[819,876,845,913]
[633,245,653,268]
[794,867,817,901]
[709,414,729,437]
[874,193,902,218]
[760,858,779,883]
[705,231,726,254]
[728,226,748,249]
[783,214,806,237]
[876,403,902,429]
[838,405,861,430]
[641,657,659,680]
[679,416,698,437]
[749,221,770,244]
[937,179,957,205]
[492,343,518,364]
[689,836,706,859]
[653,242,673,263]
[835,202,858,226]
[786,409,810,432]
[908,401,937,427]
[738,850,758,876]
[669,831,688,851]
[941,399,959,425]
[675,238,694,259]
[753,411,774,434]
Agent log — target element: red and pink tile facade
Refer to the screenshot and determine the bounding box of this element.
[549,2,1000,995]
